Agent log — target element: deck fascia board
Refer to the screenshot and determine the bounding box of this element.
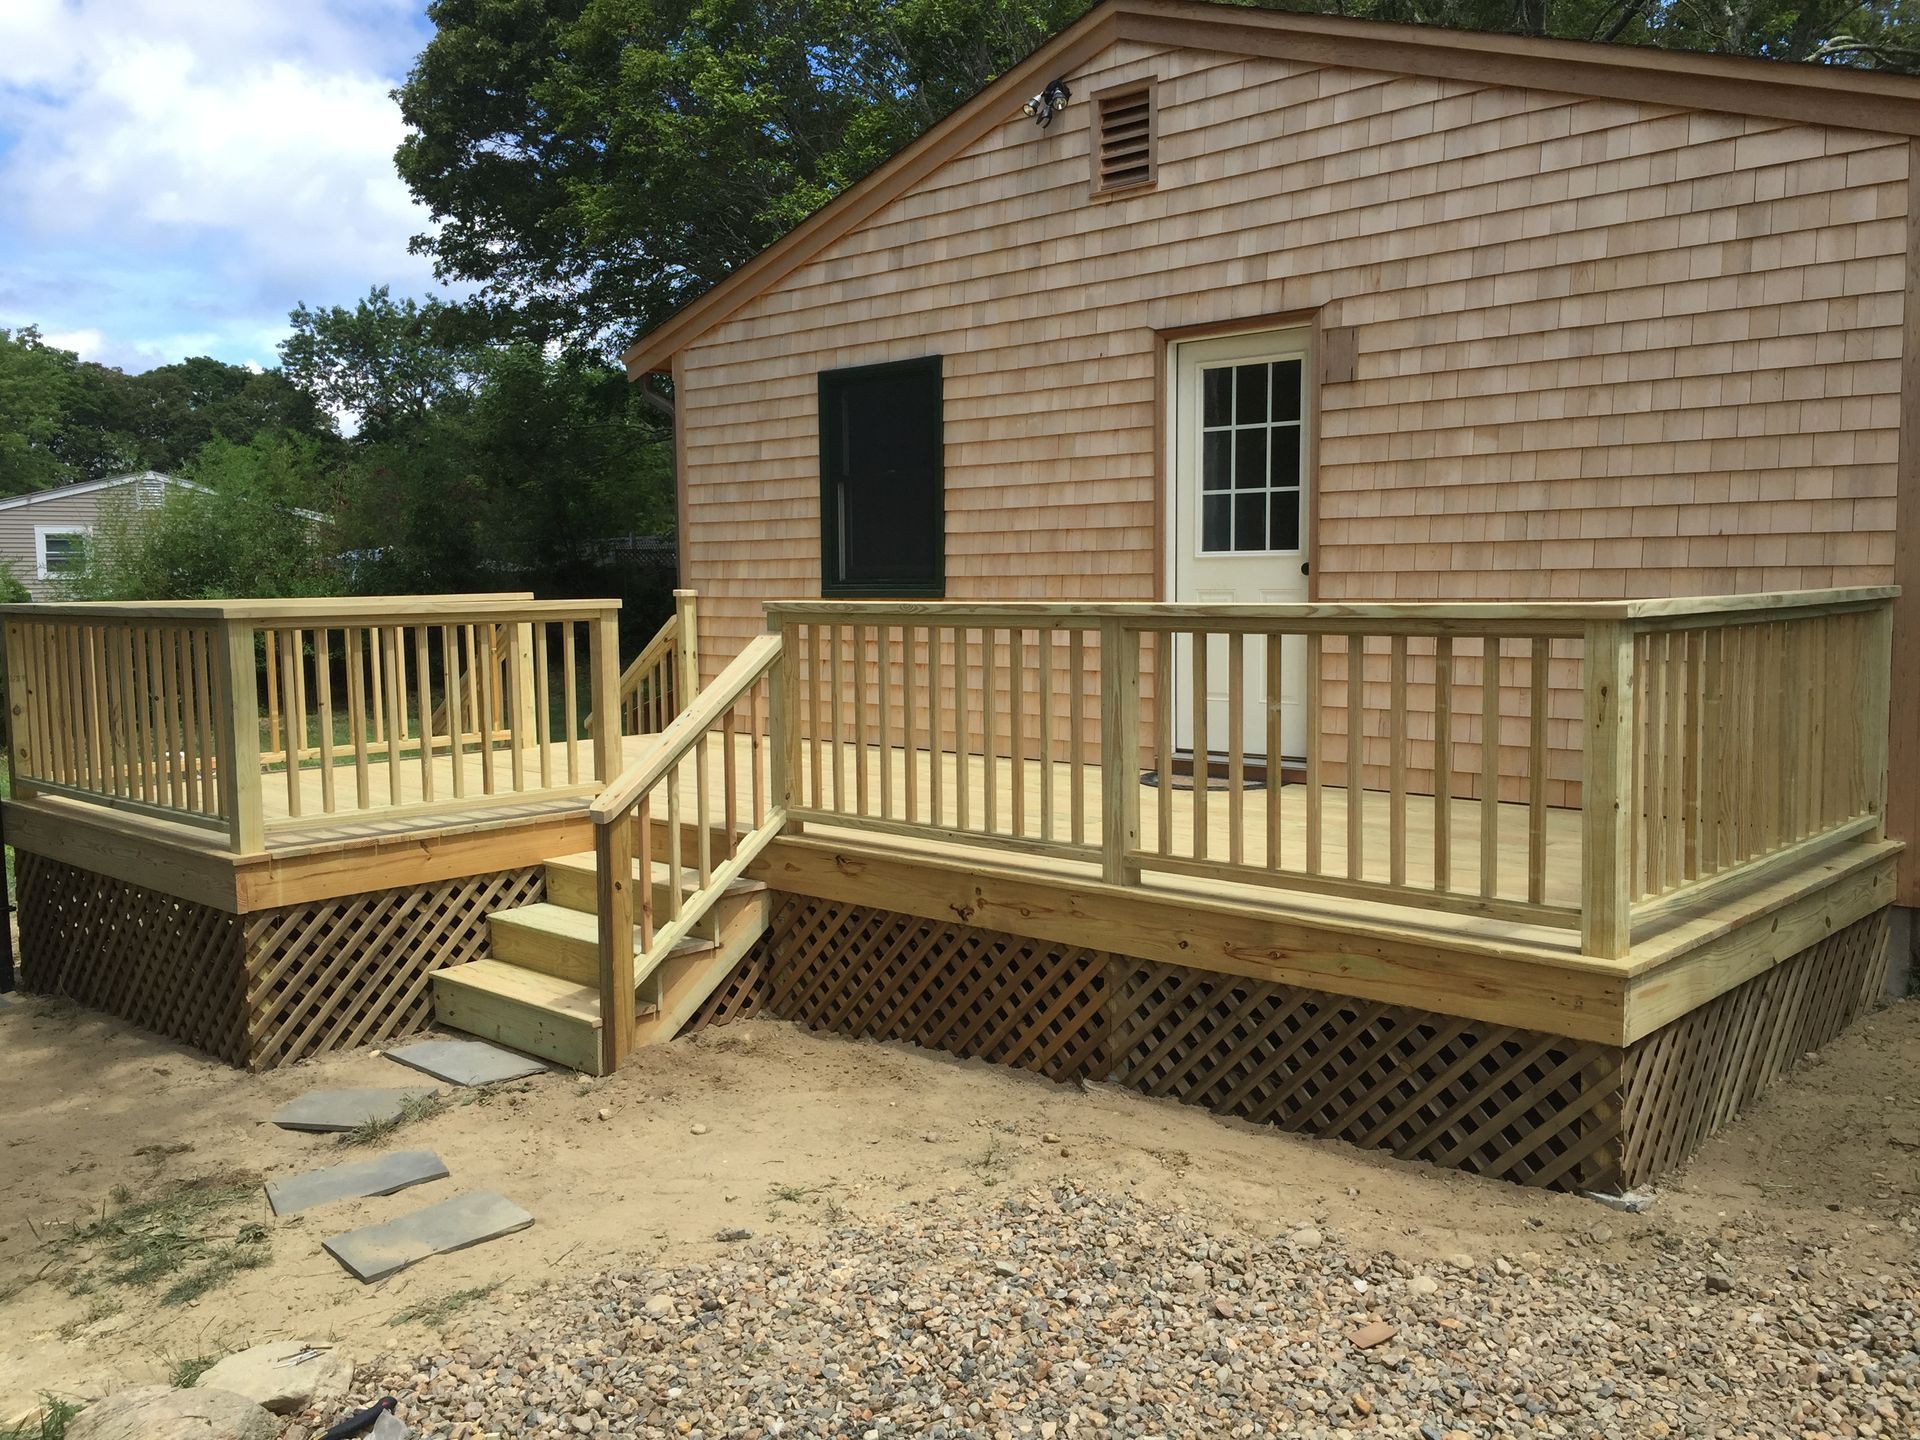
[753,832,1630,1042]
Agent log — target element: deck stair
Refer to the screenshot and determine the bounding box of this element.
[431,848,769,1074]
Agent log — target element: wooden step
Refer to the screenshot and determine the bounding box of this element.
[543,851,767,939]
[489,902,716,986]
[430,960,606,1075]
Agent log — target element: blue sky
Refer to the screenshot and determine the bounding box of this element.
[0,0,446,373]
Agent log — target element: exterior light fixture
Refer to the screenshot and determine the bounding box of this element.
[1023,78,1073,127]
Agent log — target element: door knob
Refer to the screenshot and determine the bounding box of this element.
[1300,561,1310,575]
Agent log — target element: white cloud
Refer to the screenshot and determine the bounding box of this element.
[0,0,440,369]
[40,327,107,358]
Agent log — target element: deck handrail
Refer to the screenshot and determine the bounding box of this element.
[588,587,699,739]
[1,593,623,854]
[590,632,785,1071]
[763,587,1896,963]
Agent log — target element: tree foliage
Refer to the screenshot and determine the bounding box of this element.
[396,0,1920,354]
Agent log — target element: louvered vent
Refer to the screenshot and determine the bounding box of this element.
[1094,84,1155,194]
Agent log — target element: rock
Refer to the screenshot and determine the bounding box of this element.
[1041,1133,1060,1144]
[1705,1272,1734,1293]
[1287,1226,1324,1249]
[596,1107,612,1121]
[1589,1223,1614,1244]
[1408,1274,1441,1296]
[1350,1320,1397,1349]
[715,1227,753,1242]
[689,1122,709,1135]
[1446,1252,1476,1271]
[644,1293,676,1315]
[196,1343,352,1416]
[68,1386,276,1440]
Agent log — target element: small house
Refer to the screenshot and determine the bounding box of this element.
[0,471,182,600]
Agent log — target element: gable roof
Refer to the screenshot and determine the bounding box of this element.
[620,0,1920,378]
[0,470,187,513]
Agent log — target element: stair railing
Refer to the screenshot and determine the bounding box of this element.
[589,588,699,738]
[588,631,786,1071]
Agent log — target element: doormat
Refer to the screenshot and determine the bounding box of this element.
[1139,770,1268,793]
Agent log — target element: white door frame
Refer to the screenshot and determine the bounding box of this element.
[1162,323,1314,759]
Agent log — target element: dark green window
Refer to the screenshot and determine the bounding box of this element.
[818,356,944,597]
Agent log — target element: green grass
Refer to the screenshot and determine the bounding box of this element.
[338,1092,444,1147]
[52,1172,267,1308]
[389,1282,499,1329]
[166,1353,219,1388]
[0,1396,82,1440]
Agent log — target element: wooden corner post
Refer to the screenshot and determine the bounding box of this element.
[596,809,637,1074]
[2,621,36,804]
[1581,621,1635,960]
[767,612,799,828]
[217,619,265,854]
[675,588,700,701]
[589,610,622,785]
[1100,619,1142,885]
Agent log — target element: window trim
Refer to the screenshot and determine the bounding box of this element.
[1090,78,1157,200]
[34,524,91,581]
[817,355,946,599]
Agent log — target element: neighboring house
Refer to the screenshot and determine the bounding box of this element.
[0,470,184,600]
[622,0,1920,907]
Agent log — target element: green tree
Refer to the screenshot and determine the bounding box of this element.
[65,435,344,601]
[280,285,475,439]
[0,327,96,494]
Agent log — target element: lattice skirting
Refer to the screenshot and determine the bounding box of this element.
[16,853,543,1070]
[1620,908,1890,1186]
[704,894,1893,1190]
[18,852,250,1064]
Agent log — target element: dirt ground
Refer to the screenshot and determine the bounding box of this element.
[2,988,1917,1419]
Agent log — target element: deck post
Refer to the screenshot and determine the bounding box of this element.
[1581,620,1635,959]
[590,610,622,785]
[217,619,265,854]
[2,621,37,803]
[512,622,539,745]
[596,810,636,1073]
[1100,619,1142,885]
[767,613,800,832]
[675,588,700,701]
[1860,598,1894,842]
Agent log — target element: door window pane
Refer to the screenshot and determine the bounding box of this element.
[1197,355,1305,554]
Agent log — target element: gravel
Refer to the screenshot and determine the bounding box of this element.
[371,1182,1919,1439]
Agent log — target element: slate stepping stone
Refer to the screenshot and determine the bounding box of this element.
[270,1086,437,1133]
[323,1191,534,1282]
[384,1037,547,1087]
[265,1149,450,1216]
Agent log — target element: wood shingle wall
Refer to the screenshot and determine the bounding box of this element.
[675,40,1906,810]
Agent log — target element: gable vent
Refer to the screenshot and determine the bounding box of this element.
[1093,82,1156,195]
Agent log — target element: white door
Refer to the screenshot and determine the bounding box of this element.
[1169,328,1311,759]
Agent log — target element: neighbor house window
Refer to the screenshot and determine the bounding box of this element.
[818,356,944,597]
[35,527,90,580]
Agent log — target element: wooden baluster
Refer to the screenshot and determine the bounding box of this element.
[929,626,945,828]
[1008,627,1027,839]
[806,624,825,812]
[636,796,654,950]
[878,625,895,821]
[315,629,337,814]
[829,623,846,813]
[291,629,309,770]
[1346,634,1364,881]
[563,621,580,785]
[1390,634,1408,888]
[853,624,871,818]
[346,627,371,809]
[189,628,213,814]
[1480,636,1500,900]
[415,626,436,803]
[264,628,282,763]
[665,757,684,922]
[984,628,1000,835]
[280,629,304,818]
[1684,627,1705,877]
[1069,628,1086,847]
[956,628,972,835]
[1227,631,1245,867]
[751,677,767,827]
[443,625,466,799]
[1664,629,1686,887]
[532,622,552,790]
[88,624,113,796]
[695,698,713,883]
[1266,631,1284,871]
[475,624,497,795]
[1304,632,1321,875]
[368,626,385,749]
[385,626,408,805]
[462,624,480,743]
[721,699,739,862]
[1099,620,1142,885]
[1528,636,1548,905]
[1038,626,1055,845]
[1433,635,1453,893]
[132,624,156,802]
[1629,633,1647,898]
[903,626,920,825]
[49,623,73,789]
[1157,631,1175,859]
[1191,629,1209,862]
[506,621,529,793]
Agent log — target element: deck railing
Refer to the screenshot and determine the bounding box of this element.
[765,587,1894,960]
[2,594,624,853]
